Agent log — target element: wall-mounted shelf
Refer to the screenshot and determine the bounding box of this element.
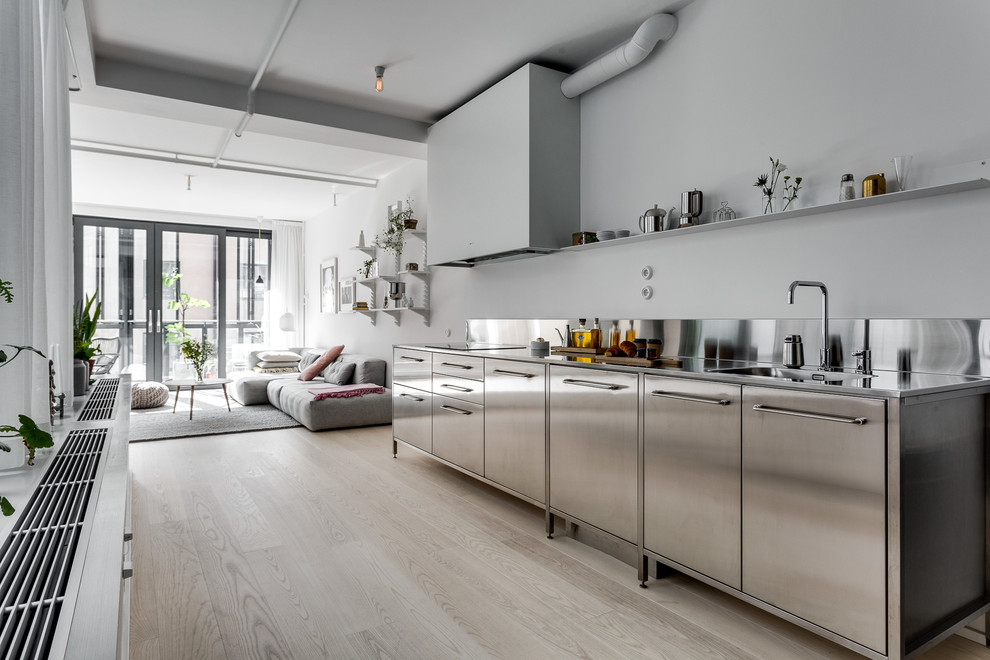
[357,275,397,287]
[354,306,429,326]
[352,245,376,256]
[562,178,990,252]
[350,227,430,326]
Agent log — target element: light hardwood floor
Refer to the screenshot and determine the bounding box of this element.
[129,425,990,659]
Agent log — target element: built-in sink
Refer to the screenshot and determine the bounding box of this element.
[708,365,875,382]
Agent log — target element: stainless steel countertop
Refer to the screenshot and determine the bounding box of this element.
[395,344,990,399]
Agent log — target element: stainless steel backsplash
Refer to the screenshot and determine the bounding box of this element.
[465,318,990,376]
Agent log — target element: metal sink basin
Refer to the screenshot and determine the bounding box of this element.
[708,365,875,382]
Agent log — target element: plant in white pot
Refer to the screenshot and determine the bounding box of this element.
[0,277,55,515]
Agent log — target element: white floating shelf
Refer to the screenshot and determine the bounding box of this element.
[562,178,990,252]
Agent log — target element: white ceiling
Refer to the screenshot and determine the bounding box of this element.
[68,0,691,220]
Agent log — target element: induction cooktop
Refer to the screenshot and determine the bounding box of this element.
[424,342,527,351]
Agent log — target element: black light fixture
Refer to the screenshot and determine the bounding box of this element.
[255,217,265,289]
[375,65,385,92]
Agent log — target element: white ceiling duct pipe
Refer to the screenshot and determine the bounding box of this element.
[561,13,677,98]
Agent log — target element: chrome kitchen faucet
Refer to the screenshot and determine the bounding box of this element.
[787,280,831,371]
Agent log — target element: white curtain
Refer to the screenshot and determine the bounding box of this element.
[0,0,73,426]
[269,220,305,348]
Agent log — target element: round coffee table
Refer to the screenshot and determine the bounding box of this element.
[168,378,233,420]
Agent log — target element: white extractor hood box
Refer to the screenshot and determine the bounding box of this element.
[427,63,580,267]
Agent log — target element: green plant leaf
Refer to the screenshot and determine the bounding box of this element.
[0,279,12,304]
[0,498,13,517]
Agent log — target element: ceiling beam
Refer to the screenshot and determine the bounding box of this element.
[93,57,430,144]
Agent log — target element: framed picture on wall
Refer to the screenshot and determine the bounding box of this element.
[339,278,356,312]
[320,258,337,313]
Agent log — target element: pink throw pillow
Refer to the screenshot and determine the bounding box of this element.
[298,345,344,381]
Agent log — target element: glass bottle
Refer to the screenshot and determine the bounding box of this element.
[609,321,620,348]
[572,319,591,348]
[840,173,856,201]
[590,318,602,349]
[625,320,637,342]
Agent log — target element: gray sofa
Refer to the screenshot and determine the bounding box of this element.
[229,347,391,431]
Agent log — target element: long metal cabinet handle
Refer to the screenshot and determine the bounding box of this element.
[440,362,472,370]
[399,355,425,362]
[492,369,535,378]
[752,404,867,425]
[440,383,473,392]
[651,391,730,406]
[440,404,472,415]
[399,393,424,402]
[562,378,620,390]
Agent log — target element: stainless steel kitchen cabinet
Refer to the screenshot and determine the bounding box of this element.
[392,349,433,453]
[432,395,484,475]
[742,386,886,654]
[484,359,546,504]
[393,384,432,453]
[392,349,432,391]
[643,376,741,589]
[549,365,639,543]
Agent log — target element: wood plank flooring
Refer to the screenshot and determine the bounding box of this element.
[129,425,990,659]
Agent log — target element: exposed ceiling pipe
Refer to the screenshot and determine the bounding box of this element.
[560,13,677,98]
[213,0,302,167]
[73,140,378,188]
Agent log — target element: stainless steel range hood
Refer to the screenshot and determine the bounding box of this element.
[434,247,557,268]
[427,64,580,268]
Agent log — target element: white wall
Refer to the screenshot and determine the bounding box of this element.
[304,0,990,364]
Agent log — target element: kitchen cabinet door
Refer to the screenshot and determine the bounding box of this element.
[643,376,741,589]
[549,366,638,542]
[393,384,432,453]
[484,359,546,503]
[742,386,886,654]
[433,395,484,475]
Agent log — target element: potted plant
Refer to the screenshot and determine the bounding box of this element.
[73,292,102,391]
[0,276,55,515]
[180,337,216,382]
[162,269,210,344]
[375,199,416,268]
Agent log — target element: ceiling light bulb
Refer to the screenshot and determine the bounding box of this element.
[375,65,385,92]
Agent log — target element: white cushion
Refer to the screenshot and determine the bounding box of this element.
[256,350,302,363]
[131,381,169,409]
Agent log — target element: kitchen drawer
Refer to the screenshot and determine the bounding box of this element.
[433,373,484,405]
[393,348,432,391]
[433,395,484,475]
[393,384,432,453]
[432,354,484,381]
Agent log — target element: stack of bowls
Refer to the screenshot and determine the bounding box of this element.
[615,229,630,239]
[596,230,616,241]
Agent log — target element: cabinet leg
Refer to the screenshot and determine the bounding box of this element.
[546,511,555,539]
[392,439,397,457]
[639,555,650,588]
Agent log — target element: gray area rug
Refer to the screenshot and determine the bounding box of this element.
[128,388,300,442]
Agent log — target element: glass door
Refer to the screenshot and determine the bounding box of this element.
[75,221,150,379]
[159,228,220,380]
[75,217,270,382]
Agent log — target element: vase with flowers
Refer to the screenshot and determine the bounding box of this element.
[754,157,803,214]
